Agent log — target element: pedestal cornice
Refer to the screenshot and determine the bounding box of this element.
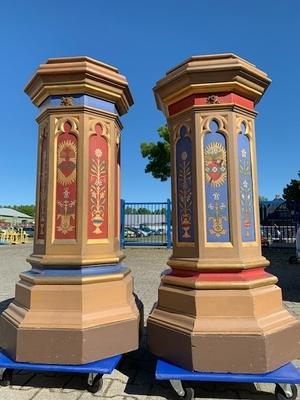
[25,56,133,115]
[154,53,271,115]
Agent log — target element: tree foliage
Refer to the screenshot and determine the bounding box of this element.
[283,171,300,200]
[0,204,35,217]
[259,196,268,203]
[140,125,170,181]
[125,206,166,215]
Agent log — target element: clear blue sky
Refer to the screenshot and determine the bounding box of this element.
[0,0,299,204]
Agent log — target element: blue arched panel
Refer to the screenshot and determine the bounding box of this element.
[176,126,195,243]
[204,121,231,243]
[238,124,256,242]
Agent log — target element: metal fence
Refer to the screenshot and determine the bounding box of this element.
[261,224,297,245]
[120,200,298,248]
[120,200,172,248]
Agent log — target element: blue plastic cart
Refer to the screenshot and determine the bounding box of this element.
[156,359,300,400]
[0,350,121,393]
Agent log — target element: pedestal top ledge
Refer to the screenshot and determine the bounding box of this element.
[25,56,133,115]
[154,53,271,113]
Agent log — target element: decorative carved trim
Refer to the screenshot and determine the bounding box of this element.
[60,96,74,106]
[174,119,192,144]
[114,126,121,144]
[88,118,110,143]
[206,95,220,104]
[55,117,79,136]
[236,116,253,138]
[39,121,49,141]
[200,114,228,136]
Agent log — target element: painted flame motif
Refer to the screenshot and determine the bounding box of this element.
[204,142,227,187]
[57,140,77,186]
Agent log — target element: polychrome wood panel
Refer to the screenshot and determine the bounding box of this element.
[176,126,194,243]
[204,121,230,242]
[238,124,255,242]
[88,124,108,239]
[55,122,77,239]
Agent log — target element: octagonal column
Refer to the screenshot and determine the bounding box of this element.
[147,54,300,373]
[0,57,139,364]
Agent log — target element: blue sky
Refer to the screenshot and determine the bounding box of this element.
[0,0,299,204]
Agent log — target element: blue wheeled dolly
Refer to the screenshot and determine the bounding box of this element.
[0,351,121,393]
[156,359,300,400]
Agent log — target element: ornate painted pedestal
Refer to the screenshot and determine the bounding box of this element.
[0,57,139,364]
[147,54,300,373]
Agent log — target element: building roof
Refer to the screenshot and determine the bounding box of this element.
[0,207,34,219]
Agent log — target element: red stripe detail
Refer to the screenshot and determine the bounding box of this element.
[167,267,271,283]
[168,93,254,115]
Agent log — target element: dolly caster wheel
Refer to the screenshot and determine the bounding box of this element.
[180,387,194,400]
[170,380,194,400]
[86,373,103,393]
[288,256,298,264]
[275,383,297,400]
[0,368,13,386]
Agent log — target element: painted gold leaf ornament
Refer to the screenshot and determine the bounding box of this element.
[56,188,76,234]
[208,192,227,237]
[178,151,192,239]
[204,142,227,187]
[239,147,253,236]
[57,140,77,186]
[90,147,106,234]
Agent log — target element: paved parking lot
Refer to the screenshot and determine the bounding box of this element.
[0,244,299,399]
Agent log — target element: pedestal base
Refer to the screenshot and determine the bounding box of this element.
[0,265,140,364]
[147,283,300,373]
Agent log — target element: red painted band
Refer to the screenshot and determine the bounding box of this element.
[167,267,271,283]
[168,93,254,116]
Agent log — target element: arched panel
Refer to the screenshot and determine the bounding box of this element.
[238,123,255,241]
[204,120,231,242]
[55,121,77,239]
[88,123,109,239]
[37,127,48,240]
[115,141,120,238]
[176,125,194,242]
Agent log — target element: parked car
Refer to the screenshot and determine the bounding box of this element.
[23,227,35,237]
[155,228,166,235]
[139,225,154,236]
[138,228,152,237]
[260,231,270,247]
[127,227,142,237]
[124,227,136,238]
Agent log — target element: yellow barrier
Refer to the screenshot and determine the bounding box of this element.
[0,230,28,244]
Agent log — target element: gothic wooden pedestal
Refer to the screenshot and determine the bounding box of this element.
[0,57,139,364]
[147,54,300,373]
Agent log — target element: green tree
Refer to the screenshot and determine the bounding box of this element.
[283,171,300,200]
[1,204,36,217]
[259,196,268,203]
[137,207,151,214]
[140,125,170,181]
[160,207,167,215]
